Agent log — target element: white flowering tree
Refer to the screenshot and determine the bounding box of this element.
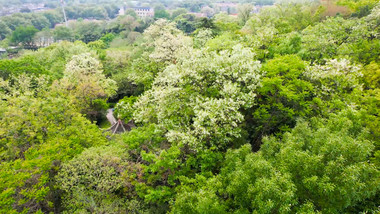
[144,19,193,64]
[304,59,363,100]
[56,53,117,119]
[194,28,213,48]
[133,45,262,149]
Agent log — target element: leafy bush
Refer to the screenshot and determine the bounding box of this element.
[56,145,129,213]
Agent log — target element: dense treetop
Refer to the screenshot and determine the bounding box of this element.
[0,0,379,213]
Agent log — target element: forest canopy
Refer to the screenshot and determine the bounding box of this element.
[0,0,380,213]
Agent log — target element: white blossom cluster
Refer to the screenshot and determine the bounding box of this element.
[304,59,363,97]
[144,19,193,64]
[63,53,117,97]
[194,28,213,48]
[366,2,380,38]
[134,45,262,149]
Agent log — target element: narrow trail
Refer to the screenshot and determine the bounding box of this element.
[106,109,117,126]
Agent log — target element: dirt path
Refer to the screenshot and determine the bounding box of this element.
[106,109,117,126]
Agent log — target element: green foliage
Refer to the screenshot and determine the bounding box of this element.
[243,3,323,35]
[175,14,197,34]
[363,62,380,89]
[1,15,31,31]
[197,17,217,32]
[0,56,50,80]
[249,55,315,147]
[213,12,240,32]
[339,39,380,65]
[24,41,92,79]
[125,8,138,19]
[114,96,138,120]
[0,76,107,213]
[100,33,116,47]
[106,15,141,35]
[1,12,54,32]
[360,62,380,167]
[42,11,63,28]
[53,26,74,42]
[56,145,129,213]
[65,4,113,20]
[88,40,106,49]
[299,17,356,63]
[173,111,380,213]
[0,1,379,213]
[237,3,253,25]
[107,51,166,99]
[338,0,378,15]
[29,14,51,31]
[11,25,39,48]
[0,21,12,40]
[56,52,117,121]
[206,31,241,51]
[262,113,379,213]
[155,9,170,19]
[171,8,188,20]
[269,32,302,56]
[193,28,213,48]
[74,21,104,43]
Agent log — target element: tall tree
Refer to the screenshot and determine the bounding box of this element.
[56,53,117,120]
[238,3,253,25]
[10,25,39,49]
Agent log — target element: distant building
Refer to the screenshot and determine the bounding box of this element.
[27,3,45,11]
[118,7,125,16]
[0,3,46,16]
[131,7,154,18]
[214,2,238,14]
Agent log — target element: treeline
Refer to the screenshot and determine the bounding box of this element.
[64,4,120,20]
[0,3,119,47]
[0,0,120,7]
[0,0,379,213]
[0,0,279,50]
